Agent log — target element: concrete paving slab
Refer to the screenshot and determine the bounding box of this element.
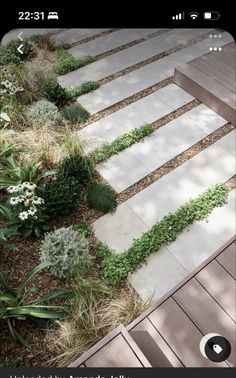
[69,29,162,58]
[97,105,227,193]
[92,203,148,254]
[58,29,212,88]
[78,32,232,114]
[128,247,188,302]
[93,132,235,253]
[127,132,235,228]
[51,28,110,45]
[199,189,236,243]
[79,84,191,153]
[166,223,224,272]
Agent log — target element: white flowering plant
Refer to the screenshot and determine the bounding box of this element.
[0,67,24,96]
[0,182,48,238]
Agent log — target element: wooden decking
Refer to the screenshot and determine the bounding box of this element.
[69,238,236,368]
[174,42,236,125]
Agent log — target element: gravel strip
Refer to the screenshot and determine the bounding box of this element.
[117,123,235,204]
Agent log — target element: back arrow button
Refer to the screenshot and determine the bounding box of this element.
[17,31,24,41]
[17,44,24,55]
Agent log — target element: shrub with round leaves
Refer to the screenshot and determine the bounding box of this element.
[40,227,90,278]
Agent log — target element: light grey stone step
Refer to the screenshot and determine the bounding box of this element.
[79,83,193,153]
[78,32,232,114]
[97,105,227,193]
[51,28,110,45]
[92,131,235,253]
[69,29,162,58]
[58,29,211,88]
[129,189,235,302]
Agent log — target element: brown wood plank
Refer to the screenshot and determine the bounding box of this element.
[215,51,235,69]
[191,59,234,91]
[220,43,236,67]
[174,67,236,125]
[217,243,236,279]
[148,298,227,367]
[177,64,235,107]
[173,278,236,367]
[200,54,235,79]
[130,330,172,367]
[132,318,183,367]
[85,334,143,367]
[196,259,236,321]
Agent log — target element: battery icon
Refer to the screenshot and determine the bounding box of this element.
[204,11,220,20]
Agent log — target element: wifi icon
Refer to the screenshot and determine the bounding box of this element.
[190,12,199,20]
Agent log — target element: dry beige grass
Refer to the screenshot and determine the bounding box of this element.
[46,285,150,367]
[12,125,86,169]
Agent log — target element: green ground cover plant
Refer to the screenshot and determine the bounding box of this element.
[67,81,100,98]
[90,124,153,164]
[98,184,229,285]
[53,48,95,75]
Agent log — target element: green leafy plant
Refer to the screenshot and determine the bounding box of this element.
[88,183,117,213]
[27,99,62,126]
[98,184,229,285]
[0,159,55,190]
[74,220,92,238]
[42,79,71,107]
[67,81,100,98]
[63,103,89,123]
[40,227,90,279]
[0,227,18,250]
[90,124,153,164]
[53,48,95,75]
[6,40,34,60]
[58,153,93,184]
[0,40,34,66]
[0,261,69,346]
[37,176,83,217]
[0,182,48,238]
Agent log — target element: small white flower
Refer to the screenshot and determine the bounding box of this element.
[169,226,172,230]
[24,199,30,207]
[17,195,26,203]
[19,211,29,220]
[23,182,36,190]
[25,190,33,197]
[7,186,16,193]
[28,206,37,216]
[32,196,44,205]
[10,197,19,205]
[17,184,24,190]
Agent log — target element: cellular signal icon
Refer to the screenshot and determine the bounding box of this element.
[172,12,185,20]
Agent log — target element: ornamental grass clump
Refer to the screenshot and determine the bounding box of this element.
[40,227,90,279]
[57,153,93,184]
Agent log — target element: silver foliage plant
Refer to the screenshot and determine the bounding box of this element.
[27,99,62,126]
[40,227,90,278]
